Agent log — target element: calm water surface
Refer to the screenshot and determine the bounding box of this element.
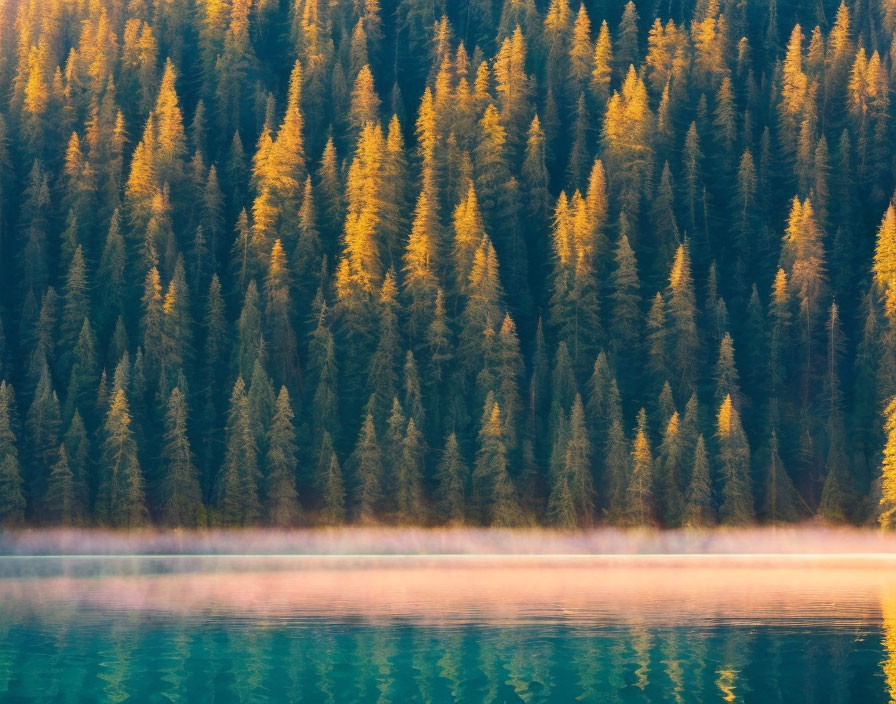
[0,555,894,702]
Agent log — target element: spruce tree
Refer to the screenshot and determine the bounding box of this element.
[657,411,685,526]
[473,399,524,527]
[626,408,654,526]
[215,377,261,526]
[265,387,301,527]
[44,444,76,525]
[548,395,594,528]
[665,242,699,395]
[880,396,896,529]
[435,432,467,524]
[762,430,802,524]
[98,388,148,527]
[320,440,346,526]
[0,382,25,525]
[351,406,383,523]
[683,435,715,527]
[716,395,754,525]
[159,387,203,527]
[62,411,90,520]
[396,418,425,524]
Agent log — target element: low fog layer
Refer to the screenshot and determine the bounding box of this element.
[4,525,896,556]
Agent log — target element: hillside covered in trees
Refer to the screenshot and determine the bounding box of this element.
[4,0,896,528]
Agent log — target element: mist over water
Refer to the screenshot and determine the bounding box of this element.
[3,529,896,701]
[4,525,896,556]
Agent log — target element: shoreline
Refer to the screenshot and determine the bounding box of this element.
[2,524,896,557]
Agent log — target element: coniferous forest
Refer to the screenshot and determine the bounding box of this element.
[7,0,896,529]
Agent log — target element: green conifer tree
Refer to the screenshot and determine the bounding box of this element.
[215,377,261,526]
[0,382,25,525]
[435,432,467,524]
[159,387,203,526]
[97,388,148,527]
[264,387,301,526]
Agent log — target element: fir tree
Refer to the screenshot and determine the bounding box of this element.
[351,406,383,523]
[604,416,630,523]
[683,435,715,527]
[548,395,594,528]
[762,430,802,524]
[396,418,425,524]
[0,383,24,525]
[626,408,654,526]
[320,438,346,526]
[716,395,754,525]
[97,388,148,527]
[473,399,524,527]
[265,387,301,527]
[44,444,76,525]
[657,411,685,526]
[215,377,261,526]
[435,432,467,524]
[159,387,203,526]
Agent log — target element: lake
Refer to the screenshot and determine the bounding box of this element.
[0,551,895,702]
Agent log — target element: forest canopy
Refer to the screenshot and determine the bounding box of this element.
[2,0,896,529]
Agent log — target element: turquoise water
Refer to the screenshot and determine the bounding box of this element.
[0,556,893,702]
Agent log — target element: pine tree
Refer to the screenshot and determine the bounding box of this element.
[716,395,754,525]
[64,320,98,424]
[396,418,425,524]
[339,122,386,296]
[520,118,550,247]
[549,192,602,368]
[602,67,654,226]
[403,188,440,342]
[59,245,90,373]
[309,299,341,442]
[546,413,576,529]
[762,430,802,524]
[646,292,668,387]
[366,271,401,424]
[349,65,380,134]
[626,408,654,526]
[25,368,61,508]
[351,405,382,523]
[873,205,896,403]
[44,444,76,526]
[714,333,742,408]
[569,5,593,92]
[682,122,704,236]
[494,27,530,148]
[609,233,642,366]
[473,399,523,526]
[819,301,850,522]
[265,387,300,526]
[160,387,203,526]
[665,242,699,395]
[604,415,630,523]
[591,20,613,105]
[320,436,346,525]
[98,388,148,527]
[0,382,24,525]
[215,377,261,526]
[264,239,300,388]
[780,197,827,404]
[62,411,90,521]
[549,395,594,528]
[657,411,685,526]
[267,60,306,210]
[435,432,467,524]
[683,435,714,527]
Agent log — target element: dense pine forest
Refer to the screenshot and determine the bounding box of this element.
[6,0,896,528]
